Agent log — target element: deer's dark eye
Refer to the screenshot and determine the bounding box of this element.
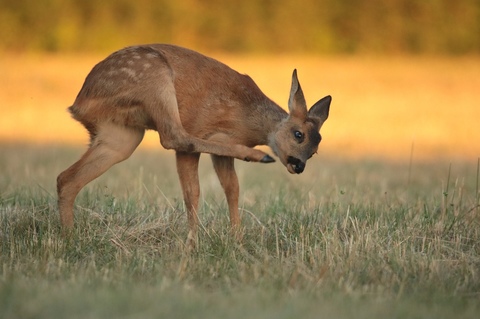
[294,130,304,142]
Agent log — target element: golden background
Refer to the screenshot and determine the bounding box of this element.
[1,0,479,161]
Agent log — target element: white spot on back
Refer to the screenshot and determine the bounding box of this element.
[120,67,137,79]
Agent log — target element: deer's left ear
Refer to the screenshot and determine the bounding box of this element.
[288,69,308,120]
[308,95,331,124]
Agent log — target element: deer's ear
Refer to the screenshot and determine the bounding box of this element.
[308,95,331,124]
[288,69,308,120]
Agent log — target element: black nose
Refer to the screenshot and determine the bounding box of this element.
[287,156,305,174]
[294,161,305,173]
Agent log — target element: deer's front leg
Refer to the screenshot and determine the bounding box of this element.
[211,155,240,229]
[176,151,201,242]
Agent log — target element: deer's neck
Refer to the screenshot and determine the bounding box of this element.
[248,98,288,148]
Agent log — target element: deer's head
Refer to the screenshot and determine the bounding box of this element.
[269,70,331,174]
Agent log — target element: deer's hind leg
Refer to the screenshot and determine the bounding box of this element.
[57,123,144,228]
[145,76,274,163]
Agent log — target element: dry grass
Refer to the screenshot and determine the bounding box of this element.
[1,144,479,318]
[1,52,479,161]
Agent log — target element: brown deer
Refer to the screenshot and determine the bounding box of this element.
[57,44,331,238]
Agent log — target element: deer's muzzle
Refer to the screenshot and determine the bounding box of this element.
[287,156,305,174]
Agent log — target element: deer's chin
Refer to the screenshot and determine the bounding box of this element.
[286,163,297,174]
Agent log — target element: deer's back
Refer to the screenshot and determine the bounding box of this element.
[70,44,269,139]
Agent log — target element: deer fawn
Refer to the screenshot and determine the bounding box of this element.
[57,44,331,238]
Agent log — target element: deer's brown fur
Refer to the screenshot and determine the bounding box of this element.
[57,44,331,238]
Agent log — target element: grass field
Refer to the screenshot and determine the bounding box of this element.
[1,143,479,318]
[1,53,479,317]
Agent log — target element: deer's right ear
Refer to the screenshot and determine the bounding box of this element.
[308,95,331,123]
[288,69,308,120]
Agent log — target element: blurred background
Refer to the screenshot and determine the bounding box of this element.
[1,0,479,54]
[1,0,479,160]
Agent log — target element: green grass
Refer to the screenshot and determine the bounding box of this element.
[1,143,479,318]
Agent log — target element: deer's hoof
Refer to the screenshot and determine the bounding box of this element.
[260,155,275,163]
